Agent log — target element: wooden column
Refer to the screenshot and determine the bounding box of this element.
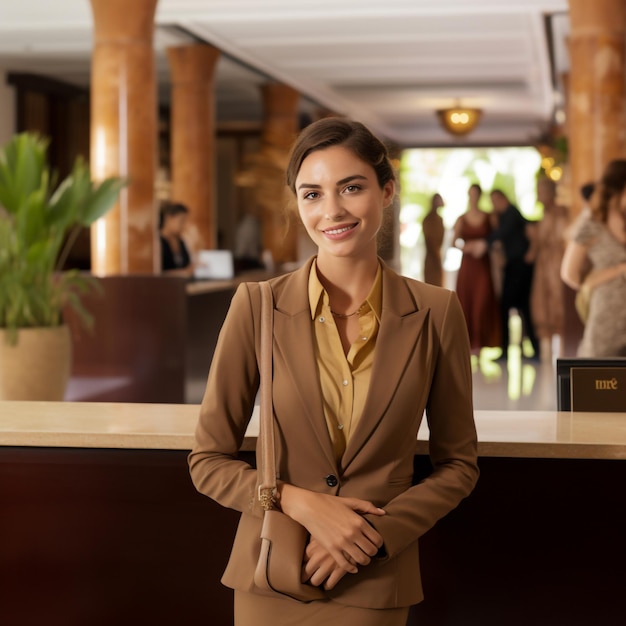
[562,0,626,356]
[568,0,626,216]
[258,83,300,265]
[167,45,221,251]
[89,0,158,275]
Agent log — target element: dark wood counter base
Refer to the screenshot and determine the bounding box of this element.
[2,448,624,626]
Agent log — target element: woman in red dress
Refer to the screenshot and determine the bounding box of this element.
[453,184,500,354]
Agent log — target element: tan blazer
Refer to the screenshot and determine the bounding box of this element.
[189,257,479,609]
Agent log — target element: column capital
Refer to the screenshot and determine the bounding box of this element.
[167,45,221,85]
[90,0,158,41]
[568,0,626,35]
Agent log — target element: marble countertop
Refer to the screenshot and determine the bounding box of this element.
[1,401,625,459]
[185,269,277,295]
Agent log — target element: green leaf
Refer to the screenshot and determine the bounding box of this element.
[79,177,128,226]
[48,175,82,230]
[15,189,46,248]
[0,133,49,214]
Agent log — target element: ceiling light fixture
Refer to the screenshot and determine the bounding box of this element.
[437,105,482,137]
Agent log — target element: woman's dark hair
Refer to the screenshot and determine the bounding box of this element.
[580,182,595,202]
[159,201,189,229]
[490,189,508,201]
[591,160,626,222]
[285,118,395,194]
[430,193,443,211]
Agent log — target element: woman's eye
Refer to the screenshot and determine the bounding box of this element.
[344,185,361,194]
[302,191,319,200]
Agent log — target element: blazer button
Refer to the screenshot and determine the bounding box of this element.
[325,474,338,487]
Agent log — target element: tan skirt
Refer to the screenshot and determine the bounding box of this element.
[234,590,409,626]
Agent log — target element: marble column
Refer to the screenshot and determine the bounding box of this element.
[167,44,221,251]
[568,0,626,216]
[258,83,301,265]
[89,0,158,275]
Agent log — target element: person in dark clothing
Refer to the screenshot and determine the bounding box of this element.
[488,189,539,360]
[469,189,539,360]
[159,202,194,276]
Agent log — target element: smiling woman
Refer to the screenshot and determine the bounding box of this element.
[188,117,479,625]
[293,148,393,275]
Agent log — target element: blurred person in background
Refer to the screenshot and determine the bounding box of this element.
[422,193,445,286]
[471,189,540,361]
[159,202,194,277]
[453,184,500,356]
[526,177,569,361]
[561,160,626,357]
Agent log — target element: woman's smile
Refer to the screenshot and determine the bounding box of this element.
[322,222,359,239]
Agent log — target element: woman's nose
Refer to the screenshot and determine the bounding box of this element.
[324,195,346,220]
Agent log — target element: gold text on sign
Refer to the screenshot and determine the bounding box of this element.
[595,378,618,390]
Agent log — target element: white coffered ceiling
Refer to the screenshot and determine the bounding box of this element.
[0,0,570,147]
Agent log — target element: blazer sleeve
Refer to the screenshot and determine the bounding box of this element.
[188,282,264,518]
[365,290,479,559]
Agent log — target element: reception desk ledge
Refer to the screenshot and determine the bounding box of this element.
[1,401,625,460]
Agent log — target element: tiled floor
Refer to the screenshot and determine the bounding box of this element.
[187,354,558,410]
[472,314,559,411]
[471,347,557,411]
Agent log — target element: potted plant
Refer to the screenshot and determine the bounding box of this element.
[0,132,125,400]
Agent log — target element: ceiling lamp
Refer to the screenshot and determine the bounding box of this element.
[437,106,482,137]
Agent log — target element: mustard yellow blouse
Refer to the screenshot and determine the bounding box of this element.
[308,260,382,462]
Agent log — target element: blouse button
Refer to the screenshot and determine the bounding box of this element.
[342,380,348,386]
[325,474,339,487]
[318,316,325,323]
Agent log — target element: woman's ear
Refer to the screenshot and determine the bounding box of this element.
[382,180,395,208]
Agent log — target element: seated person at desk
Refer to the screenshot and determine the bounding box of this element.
[159,202,194,277]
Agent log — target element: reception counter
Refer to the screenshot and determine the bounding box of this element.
[1,401,625,458]
[1,402,625,625]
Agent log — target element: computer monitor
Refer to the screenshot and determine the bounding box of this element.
[556,357,626,410]
[194,250,235,280]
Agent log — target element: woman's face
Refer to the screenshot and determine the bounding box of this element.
[165,212,187,235]
[295,145,394,263]
[468,186,480,204]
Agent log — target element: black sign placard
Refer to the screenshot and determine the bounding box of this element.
[570,367,626,412]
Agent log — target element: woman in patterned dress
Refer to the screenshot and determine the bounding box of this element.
[561,160,626,357]
[527,178,569,359]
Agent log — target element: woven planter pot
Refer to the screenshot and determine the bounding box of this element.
[0,325,72,401]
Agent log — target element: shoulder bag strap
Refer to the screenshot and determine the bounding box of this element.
[258,281,277,511]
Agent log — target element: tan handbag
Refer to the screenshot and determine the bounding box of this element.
[253,281,325,603]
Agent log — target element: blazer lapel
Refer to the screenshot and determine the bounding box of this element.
[272,259,338,470]
[341,265,432,470]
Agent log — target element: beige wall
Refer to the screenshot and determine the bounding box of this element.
[0,70,16,147]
